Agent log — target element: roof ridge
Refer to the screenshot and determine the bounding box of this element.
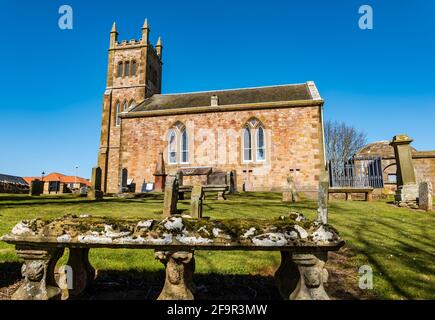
[159,82,309,96]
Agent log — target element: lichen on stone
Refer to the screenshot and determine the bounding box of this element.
[252,233,288,246]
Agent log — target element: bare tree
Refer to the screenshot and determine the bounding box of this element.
[324,120,367,164]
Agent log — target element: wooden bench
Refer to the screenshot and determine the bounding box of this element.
[179,184,229,200]
[328,187,374,201]
[1,214,344,300]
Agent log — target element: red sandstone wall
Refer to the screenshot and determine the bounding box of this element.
[105,106,324,193]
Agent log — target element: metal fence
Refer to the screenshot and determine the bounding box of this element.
[328,156,384,188]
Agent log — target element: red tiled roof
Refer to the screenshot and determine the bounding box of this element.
[23,172,91,186]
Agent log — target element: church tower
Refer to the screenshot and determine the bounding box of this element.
[98,20,163,193]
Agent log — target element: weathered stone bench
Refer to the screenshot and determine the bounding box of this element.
[1,213,344,300]
[179,184,229,200]
[328,187,374,201]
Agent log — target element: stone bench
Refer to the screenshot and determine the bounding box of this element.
[1,213,344,300]
[328,187,374,201]
[179,184,229,200]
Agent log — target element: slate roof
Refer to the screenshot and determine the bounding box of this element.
[130,83,314,113]
[0,174,28,186]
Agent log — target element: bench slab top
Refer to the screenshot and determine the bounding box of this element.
[1,214,344,252]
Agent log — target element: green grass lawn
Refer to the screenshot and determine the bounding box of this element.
[0,192,434,299]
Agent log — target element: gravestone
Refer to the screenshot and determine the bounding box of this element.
[227,170,237,194]
[390,135,418,208]
[317,170,329,224]
[190,185,203,218]
[163,176,179,217]
[119,168,128,193]
[419,181,433,212]
[282,175,299,203]
[153,152,167,192]
[29,179,44,196]
[88,167,103,200]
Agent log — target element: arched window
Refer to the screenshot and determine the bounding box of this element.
[115,102,121,126]
[168,130,177,164]
[124,61,130,77]
[129,100,136,109]
[181,129,189,164]
[131,61,137,76]
[256,126,266,161]
[117,62,123,77]
[243,127,252,162]
[123,101,128,112]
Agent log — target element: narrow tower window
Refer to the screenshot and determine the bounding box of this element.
[124,61,130,77]
[117,62,123,77]
[131,61,137,76]
[123,101,128,112]
[115,102,121,126]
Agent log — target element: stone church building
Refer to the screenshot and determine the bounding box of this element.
[98,21,326,194]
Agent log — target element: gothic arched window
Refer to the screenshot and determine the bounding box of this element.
[123,101,128,112]
[243,118,266,163]
[181,129,189,164]
[115,102,121,126]
[117,62,123,77]
[131,61,137,76]
[243,127,252,162]
[168,130,177,164]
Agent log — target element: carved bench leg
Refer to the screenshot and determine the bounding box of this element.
[12,246,64,300]
[290,253,330,300]
[59,248,95,299]
[155,251,195,300]
[274,251,299,299]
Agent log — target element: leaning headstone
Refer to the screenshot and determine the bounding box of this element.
[88,167,103,200]
[282,175,299,203]
[317,170,329,224]
[190,185,203,218]
[419,181,433,212]
[163,176,179,217]
[390,135,418,208]
[29,179,44,196]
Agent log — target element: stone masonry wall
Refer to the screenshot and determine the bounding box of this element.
[103,105,324,193]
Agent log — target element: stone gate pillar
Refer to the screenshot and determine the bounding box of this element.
[390,135,418,208]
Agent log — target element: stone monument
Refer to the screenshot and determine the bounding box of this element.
[419,181,433,212]
[317,170,329,224]
[390,135,418,208]
[29,179,44,196]
[88,167,103,200]
[283,174,299,203]
[153,152,167,192]
[163,176,179,217]
[190,185,204,218]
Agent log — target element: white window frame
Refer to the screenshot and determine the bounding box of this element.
[180,129,189,164]
[243,127,253,163]
[168,130,177,164]
[255,126,266,162]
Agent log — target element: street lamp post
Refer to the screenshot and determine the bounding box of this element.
[75,165,78,190]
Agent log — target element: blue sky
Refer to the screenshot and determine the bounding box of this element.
[0,0,434,178]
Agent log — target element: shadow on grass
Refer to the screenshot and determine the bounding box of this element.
[0,262,21,288]
[80,270,281,300]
